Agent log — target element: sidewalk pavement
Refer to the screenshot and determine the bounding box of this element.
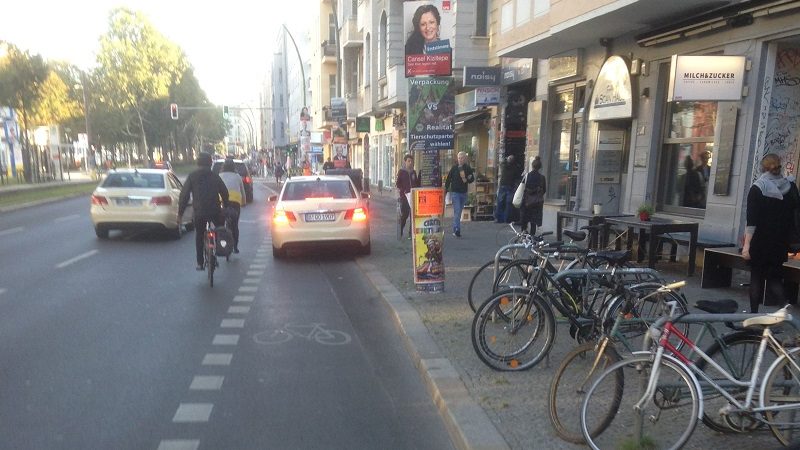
[351,187,779,450]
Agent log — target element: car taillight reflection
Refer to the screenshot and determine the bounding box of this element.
[273,210,297,225]
[243,176,252,184]
[345,207,367,222]
[150,196,172,205]
[91,195,108,205]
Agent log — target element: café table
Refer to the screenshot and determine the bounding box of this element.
[556,210,634,249]
[604,215,699,276]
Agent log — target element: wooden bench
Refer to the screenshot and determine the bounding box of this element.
[701,247,800,301]
[656,232,735,262]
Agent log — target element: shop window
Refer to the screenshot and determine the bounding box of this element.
[547,83,586,207]
[658,101,717,213]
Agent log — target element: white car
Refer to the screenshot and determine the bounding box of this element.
[90,168,193,239]
[269,175,370,258]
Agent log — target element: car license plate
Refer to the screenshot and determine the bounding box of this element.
[305,213,335,222]
[115,198,141,206]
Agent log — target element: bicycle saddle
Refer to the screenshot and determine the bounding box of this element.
[563,230,586,242]
[593,250,630,265]
[581,224,605,232]
[743,308,792,328]
[694,299,739,314]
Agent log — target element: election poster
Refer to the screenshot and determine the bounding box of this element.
[404,1,454,77]
[407,77,455,152]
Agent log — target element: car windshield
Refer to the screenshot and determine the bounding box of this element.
[282,180,355,201]
[212,162,248,177]
[102,172,164,189]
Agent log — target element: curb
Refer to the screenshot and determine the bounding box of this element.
[0,184,96,214]
[355,260,510,450]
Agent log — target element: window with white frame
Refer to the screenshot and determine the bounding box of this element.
[364,33,371,87]
[534,0,550,17]
[515,0,531,26]
[501,2,513,32]
[329,14,337,42]
[379,13,387,78]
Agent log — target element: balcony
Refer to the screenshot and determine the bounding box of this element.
[376,66,406,111]
[340,16,361,48]
[321,40,337,64]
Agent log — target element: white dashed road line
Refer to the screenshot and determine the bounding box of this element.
[190,376,224,391]
[212,334,240,345]
[233,295,254,303]
[0,226,24,237]
[220,319,245,328]
[54,214,80,223]
[55,250,99,269]
[202,353,233,366]
[157,440,200,450]
[172,403,213,423]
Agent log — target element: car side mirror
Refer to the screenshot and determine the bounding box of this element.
[360,192,370,199]
[268,195,277,202]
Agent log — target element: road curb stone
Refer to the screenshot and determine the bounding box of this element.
[356,260,510,450]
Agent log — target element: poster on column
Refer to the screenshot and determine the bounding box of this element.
[404,1,454,77]
[411,187,445,292]
[407,77,455,152]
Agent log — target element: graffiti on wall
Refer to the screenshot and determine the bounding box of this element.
[756,47,800,180]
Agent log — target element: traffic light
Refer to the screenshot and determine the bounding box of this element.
[223,105,229,119]
[170,103,178,120]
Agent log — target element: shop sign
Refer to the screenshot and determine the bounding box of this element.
[463,66,500,86]
[549,49,581,81]
[455,91,477,114]
[501,57,535,85]
[594,130,624,184]
[475,87,500,106]
[356,117,370,133]
[589,56,633,121]
[668,55,746,101]
[330,97,347,121]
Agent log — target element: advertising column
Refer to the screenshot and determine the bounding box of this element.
[405,0,454,292]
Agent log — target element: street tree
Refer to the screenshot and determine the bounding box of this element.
[95,8,188,162]
[0,42,49,181]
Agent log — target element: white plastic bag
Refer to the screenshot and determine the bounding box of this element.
[512,174,527,208]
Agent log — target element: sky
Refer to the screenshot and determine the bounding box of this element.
[2,0,314,107]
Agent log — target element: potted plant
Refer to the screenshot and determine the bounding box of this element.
[637,203,655,221]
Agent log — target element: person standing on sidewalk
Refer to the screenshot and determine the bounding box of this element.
[396,154,420,238]
[444,151,475,238]
[494,155,519,223]
[742,153,800,312]
[219,158,246,253]
[519,156,546,236]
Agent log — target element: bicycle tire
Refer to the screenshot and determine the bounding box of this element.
[763,346,800,446]
[467,257,512,312]
[208,254,215,287]
[697,330,778,433]
[548,340,623,444]
[600,282,689,345]
[581,354,699,450]
[471,287,556,371]
[491,259,538,294]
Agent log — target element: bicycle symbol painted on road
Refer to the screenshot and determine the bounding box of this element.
[253,323,351,346]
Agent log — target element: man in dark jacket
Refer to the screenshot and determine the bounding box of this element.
[444,151,475,237]
[495,155,519,223]
[179,153,230,270]
[396,153,421,238]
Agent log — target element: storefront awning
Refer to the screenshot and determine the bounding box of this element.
[454,111,489,127]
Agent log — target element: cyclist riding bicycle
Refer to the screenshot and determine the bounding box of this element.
[179,152,229,270]
[218,157,246,253]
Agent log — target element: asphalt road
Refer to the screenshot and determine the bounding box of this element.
[0,181,453,450]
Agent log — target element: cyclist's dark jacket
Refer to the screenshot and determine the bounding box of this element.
[179,167,229,218]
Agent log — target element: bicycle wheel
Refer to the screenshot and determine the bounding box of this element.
[581,354,699,450]
[208,253,215,287]
[548,340,623,444]
[601,283,689,345]
[492,259,537,293]
[698,330,778,433]
[467,257,512,312]
[471,287,555,371]
[763,347,800,446]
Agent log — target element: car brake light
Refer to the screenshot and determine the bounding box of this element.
[345,207,368,222]
[150,196,172,205]
[91,195,108,205]
[273,210,296,225]
[244,176,252,184]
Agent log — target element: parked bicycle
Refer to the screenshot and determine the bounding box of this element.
[580,300,800,449]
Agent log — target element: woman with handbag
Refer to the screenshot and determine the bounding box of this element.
[519,157,546,235]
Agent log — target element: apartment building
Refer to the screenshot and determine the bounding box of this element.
[492,0,800,245]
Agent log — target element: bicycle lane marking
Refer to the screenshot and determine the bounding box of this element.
[55,250,99,269]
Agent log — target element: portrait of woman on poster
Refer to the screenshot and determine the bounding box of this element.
[405,4,441,55]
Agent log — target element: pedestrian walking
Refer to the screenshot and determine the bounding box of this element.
[519,156,546,236]
[494,155,519,223]
[396,154,420,239]
[444,151,475,238]
[742,153,800,312]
